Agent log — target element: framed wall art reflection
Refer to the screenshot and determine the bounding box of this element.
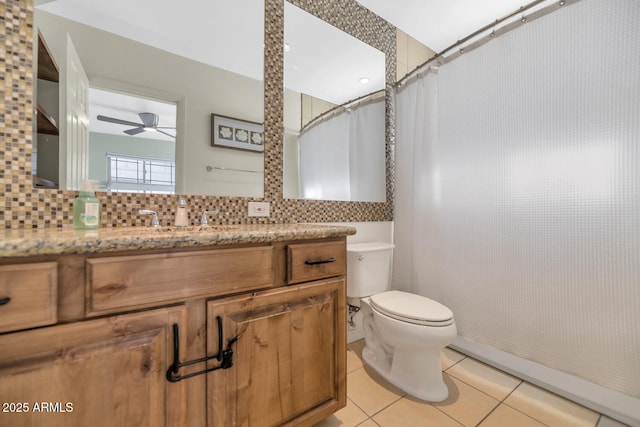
[211,114,264,152]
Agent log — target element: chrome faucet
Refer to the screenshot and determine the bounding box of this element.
[139,209,160,227]
[200,210,219,226]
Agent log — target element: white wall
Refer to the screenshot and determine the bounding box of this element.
[36,11,264,197]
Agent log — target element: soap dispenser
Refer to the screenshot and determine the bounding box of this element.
[73,180,101,229]
[175,197,189,227]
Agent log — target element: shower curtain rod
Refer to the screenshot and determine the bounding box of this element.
[299,89,386,134]
[394,0,574,89]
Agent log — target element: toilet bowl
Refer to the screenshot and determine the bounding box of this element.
[347,242,457,402]
[362,291,456,401]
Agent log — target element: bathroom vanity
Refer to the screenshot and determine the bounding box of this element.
[0,224,354,427]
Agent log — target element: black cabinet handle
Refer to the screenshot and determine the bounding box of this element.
[0,297,10,306]
[305,257,336,266]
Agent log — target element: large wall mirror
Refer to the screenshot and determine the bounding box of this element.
[283,2,387,202]
[33,0,264,197]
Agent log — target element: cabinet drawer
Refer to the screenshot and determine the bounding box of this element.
[287,241,346,284]
[87,246,273,316]
[0,262,57,333]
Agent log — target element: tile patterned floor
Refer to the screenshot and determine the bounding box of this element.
[315,340,630,427]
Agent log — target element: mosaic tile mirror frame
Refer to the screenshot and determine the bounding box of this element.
[0,0,396,228]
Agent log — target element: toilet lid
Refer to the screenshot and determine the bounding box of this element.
[370,291,454,326]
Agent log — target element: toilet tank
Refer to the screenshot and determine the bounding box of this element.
[346,242,395,297]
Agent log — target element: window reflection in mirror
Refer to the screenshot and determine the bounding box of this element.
[90,88,177,194]
[283,2,386,202]
[33,0,264,197]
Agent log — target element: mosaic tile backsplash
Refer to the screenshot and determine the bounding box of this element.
[0,0,395,229]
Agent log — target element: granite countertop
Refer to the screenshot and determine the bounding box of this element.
[0,224,357,258]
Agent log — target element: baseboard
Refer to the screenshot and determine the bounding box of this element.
[450,336,640,427]
[347,324,364,344]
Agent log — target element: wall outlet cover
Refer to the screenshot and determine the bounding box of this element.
[248,201,270,217]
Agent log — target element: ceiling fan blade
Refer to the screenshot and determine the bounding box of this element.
[156,129,176,138]
[124,127,146,136]
[97,114,143,128]
[138,112,159,127]
[156,126,176,129]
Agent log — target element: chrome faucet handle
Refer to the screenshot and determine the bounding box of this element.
[200,210,219,226]
[139,209,160,227]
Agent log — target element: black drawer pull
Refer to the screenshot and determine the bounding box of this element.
[0,297,11,306]
[305,257,336,266]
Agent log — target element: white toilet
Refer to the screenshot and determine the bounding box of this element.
[347,242,457,402]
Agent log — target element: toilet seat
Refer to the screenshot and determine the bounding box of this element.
[370,291,454,327]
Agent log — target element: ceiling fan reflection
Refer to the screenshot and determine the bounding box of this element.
[96,112,176,138]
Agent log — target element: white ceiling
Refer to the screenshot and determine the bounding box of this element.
[36,0,264,81]
[354,0,552,53]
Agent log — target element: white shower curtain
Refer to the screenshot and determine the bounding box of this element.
[394,0,640,407]
[393,73,439,297]
[349,98,386,202]
[299,97,385,201]
[299,111,351,200]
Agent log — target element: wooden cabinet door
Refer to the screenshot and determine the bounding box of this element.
[207,278,346,427]
[0,306,187,427]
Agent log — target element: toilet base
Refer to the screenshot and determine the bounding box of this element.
[362,344,450,402]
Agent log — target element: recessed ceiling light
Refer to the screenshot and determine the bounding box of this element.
[284,43,291,52]
[359,77,370,84]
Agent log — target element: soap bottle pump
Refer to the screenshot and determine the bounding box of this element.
[73,180,101,229]
[175,197,189,227]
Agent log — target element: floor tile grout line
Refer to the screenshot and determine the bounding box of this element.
[347,342,607,427]
[349,347,472,426]
[502,379,524,402]
[351,346,531,426]
[488,380,557,427]
[441,371,510,405]
[345,380,407,423]
[474,405,501,427]
[365,392,407,419]
[347,354,462,426]
[427,370,522,427]
[356,417,380,427]
[344,396,375,427]
[346,349,410,421]
[474,381,526,427]
[443,366,598,427]
[498,402,554,427]
[441,354,603,427]
[595,414,603,426]
[429,403,467,427]
[443,351,468,372]
[363,392,465,427]
[345,366,375,424]
[501,379,604,427]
